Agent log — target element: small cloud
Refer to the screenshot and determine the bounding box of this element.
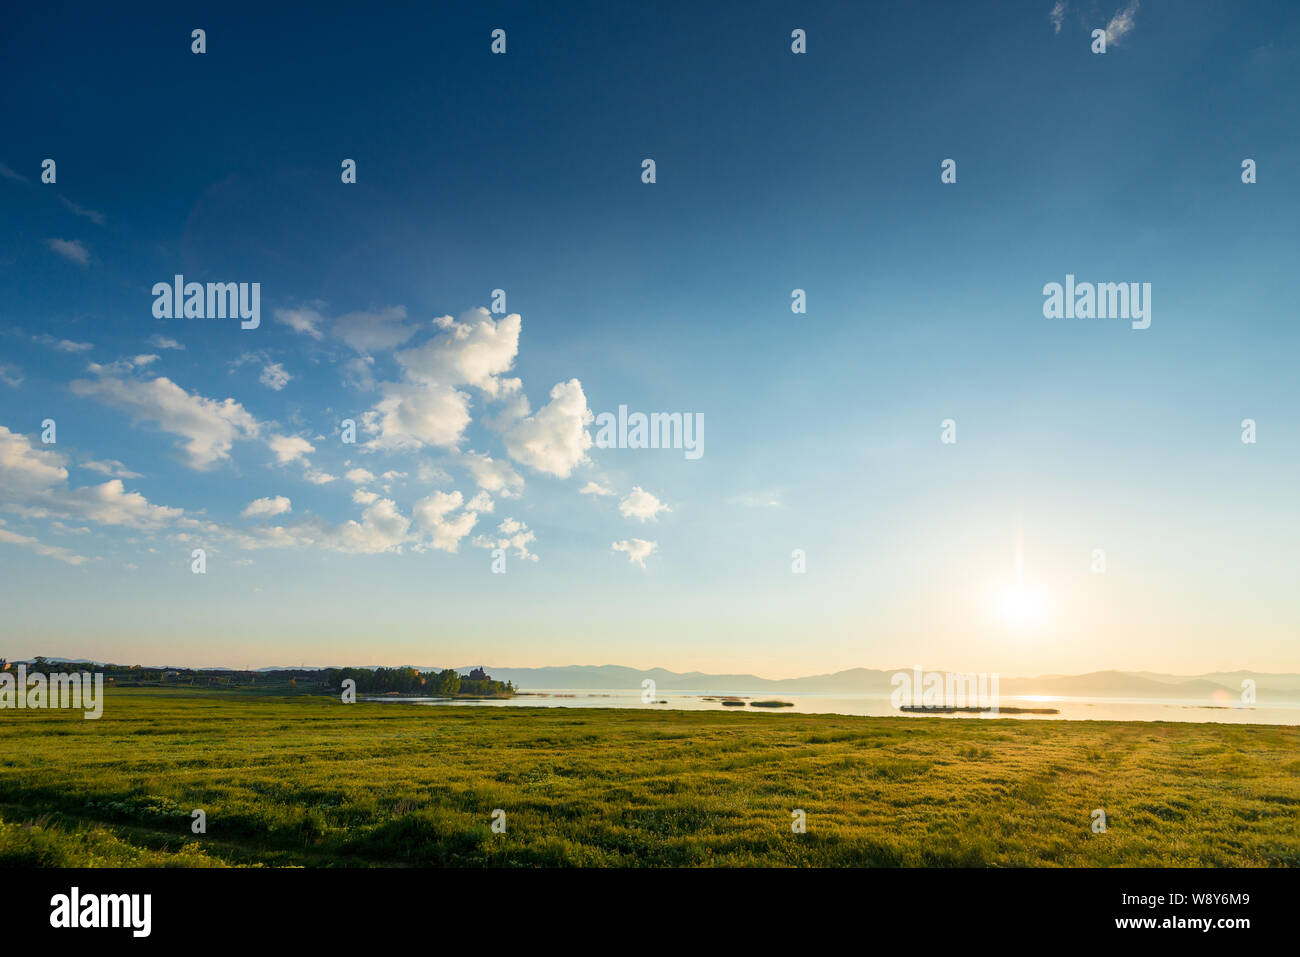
[0,363,22,387]
[147,334,185,351]
[242,495,292,518]
[579,480,614,497]
[274,306,326,340]
[1106,0,1140,45]
[58,196,105,225]
[345,468,376,484]
[47,238,89,265]
[267,434,314,465]
[81,458,143,479]
[612,538,657,568]
[34,334,93,353]
[1049,1,1067,34]
[618,486,670,523]
[259,361,291,391]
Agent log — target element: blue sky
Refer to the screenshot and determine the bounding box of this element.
[1,1,1297,675]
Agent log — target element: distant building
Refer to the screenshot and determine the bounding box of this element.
[466,667,490,681]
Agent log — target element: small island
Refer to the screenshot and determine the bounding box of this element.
[899,705,1058,715]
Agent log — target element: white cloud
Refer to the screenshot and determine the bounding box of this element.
[333,498,412,554]
[345,468,376,484]
[34,335,93,353]
[303,469,337,485]
[81,458,142,479]
[413,490,479,552]
[1106,0,1140,44]
[273,306,326,340]
[0,426,69,493]
[363,382,472,450]
[580,480,614,497]
[612,538,657,568]
[1,427,188,534]
[242,495,292,518]
[70,371,261,470]
[466,490,493,512]
[47,238,89,265]
[267,434,314,465]
[83,354,158,376]
[352,489,379,505]
[498,379,593,478]
[1049,1,1067,33]
[147,334,185,351]
[259,361,291,391]
[62,479,186,528]
[618,486,670,522]
[395,308,522,398]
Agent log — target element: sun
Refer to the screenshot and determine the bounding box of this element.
[993,580,1049,630]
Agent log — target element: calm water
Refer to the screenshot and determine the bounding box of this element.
[365,688,1300,725]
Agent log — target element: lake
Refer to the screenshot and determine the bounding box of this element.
[365,688,1300,724]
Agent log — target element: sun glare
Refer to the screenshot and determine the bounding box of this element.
[993,581,1049,630]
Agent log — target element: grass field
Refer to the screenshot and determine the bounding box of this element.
[1,688,1297,867]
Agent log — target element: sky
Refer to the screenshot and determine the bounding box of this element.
[1,1,1298,677]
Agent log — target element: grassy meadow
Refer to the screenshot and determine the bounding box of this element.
[1,687,1297,867]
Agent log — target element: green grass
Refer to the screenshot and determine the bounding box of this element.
[1,688,1297,867]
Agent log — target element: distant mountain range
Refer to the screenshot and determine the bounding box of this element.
[437,665,1300,701]
[26,658,1299,701]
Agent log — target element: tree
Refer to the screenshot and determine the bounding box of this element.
[433,669,461,696]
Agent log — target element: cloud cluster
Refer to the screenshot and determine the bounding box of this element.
[473,517,537,561]
[6,301,678,570]
[0,426,191,541]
